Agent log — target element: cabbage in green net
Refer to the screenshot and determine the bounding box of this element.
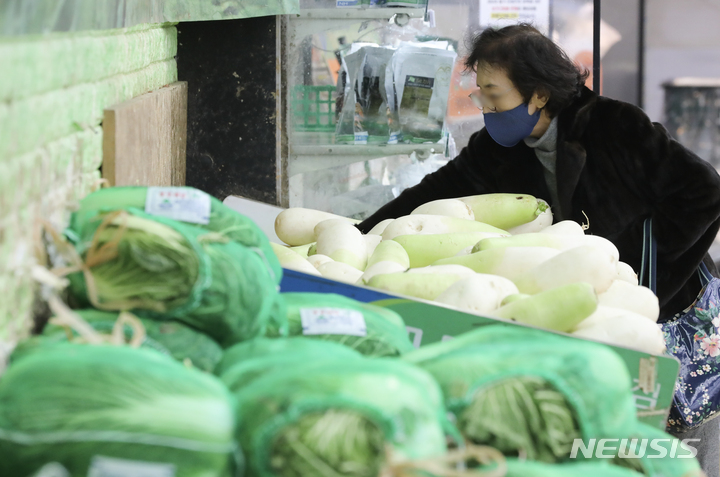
[483,458,646,476]
[407,326,638,463]
[0,343,240,477]
[265,293,414,357]
[65,208,286,347]
[67,186,282,285]
[12,309,223,373]
[232,358,453,477]
[613,422,702,477]
[215,336,363,390]
[459,374,581,462]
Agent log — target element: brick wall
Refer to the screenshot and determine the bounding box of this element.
[0,23,178,361]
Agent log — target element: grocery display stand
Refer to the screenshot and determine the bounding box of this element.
[280,268,680,430]
[279,1,446,209]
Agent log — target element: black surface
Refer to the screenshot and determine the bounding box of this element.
[593,0,601,94]
[177,17,277,203]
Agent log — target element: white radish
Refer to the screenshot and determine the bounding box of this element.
[367,218,394,236]
[539,220,587,237]
[572,306,666,355]
[513,245,618,295]
[616,261,639,286]
[316,223,368,270]
[474,232,619,262]
[493,282,598,332]
[406,264,477,278]
[307,254,334,269]
[598,280,660,322]
[500,293,531,306]
[507,199,553,234]
[393,232,504,268]
[455,246,475,257]
[381,214,508,241]
[364,234,382,258]
[435,274,520,314]
[358,261,408,285]
[275,208,358,246]
[411,199,475,220]
[317,261,364,284]
[269,242,321,276]
[582,235,621,262]
[459,193,546,230]
[366,269,472,301]
[314,218,353,241]
[289,242,315,259]
[433,246,561,281]
[367,240,410,269]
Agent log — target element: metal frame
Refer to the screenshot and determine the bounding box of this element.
[594,0,601,93]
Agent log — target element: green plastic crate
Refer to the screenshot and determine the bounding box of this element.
[291,85,337,132]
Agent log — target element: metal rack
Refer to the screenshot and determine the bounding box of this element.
[278,2,438,209]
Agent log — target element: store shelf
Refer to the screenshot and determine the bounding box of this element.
[295,7,426,20]
[288,142,439,176]
[289,7,426,38]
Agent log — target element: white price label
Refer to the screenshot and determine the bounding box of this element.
[145,187,211,225]
[87,456,175,477]
[300,308,367,336]
[354,131,369,145]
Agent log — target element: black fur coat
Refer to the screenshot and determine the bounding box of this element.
[357,86,720,321]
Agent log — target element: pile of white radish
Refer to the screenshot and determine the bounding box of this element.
[271,193,666,355]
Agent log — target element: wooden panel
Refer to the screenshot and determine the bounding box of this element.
[102,81,187,187]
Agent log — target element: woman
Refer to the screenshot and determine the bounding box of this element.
[356,24,720,474]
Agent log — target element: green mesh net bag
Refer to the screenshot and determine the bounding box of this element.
[215,337,363,390]
[0,343,240,477]
[265,292,414,357]
[11,309,223,373]
[481,458,647,477]
[613,422,703,477]
[67,186,282,285]
[60,207,286,347]
[385,454,647,477]
[232,358,455,477]
[405,326,638,464]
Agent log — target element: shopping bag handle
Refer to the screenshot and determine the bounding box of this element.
[640,217,711,294]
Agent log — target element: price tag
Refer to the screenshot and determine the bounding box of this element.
[638,356,657,395]
[145,187,211,225]
[87,456,175,477]
[354,131,369,145]
[300,308,367,336]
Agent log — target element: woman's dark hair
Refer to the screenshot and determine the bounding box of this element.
[463,23,589,117]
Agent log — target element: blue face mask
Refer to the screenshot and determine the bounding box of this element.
[483,103,541,147]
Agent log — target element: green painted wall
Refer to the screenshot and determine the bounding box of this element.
[0,23,178,353]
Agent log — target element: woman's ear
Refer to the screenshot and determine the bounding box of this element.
[527,89,549,115]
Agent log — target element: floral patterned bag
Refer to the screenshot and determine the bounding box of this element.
[641,218,720,432]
